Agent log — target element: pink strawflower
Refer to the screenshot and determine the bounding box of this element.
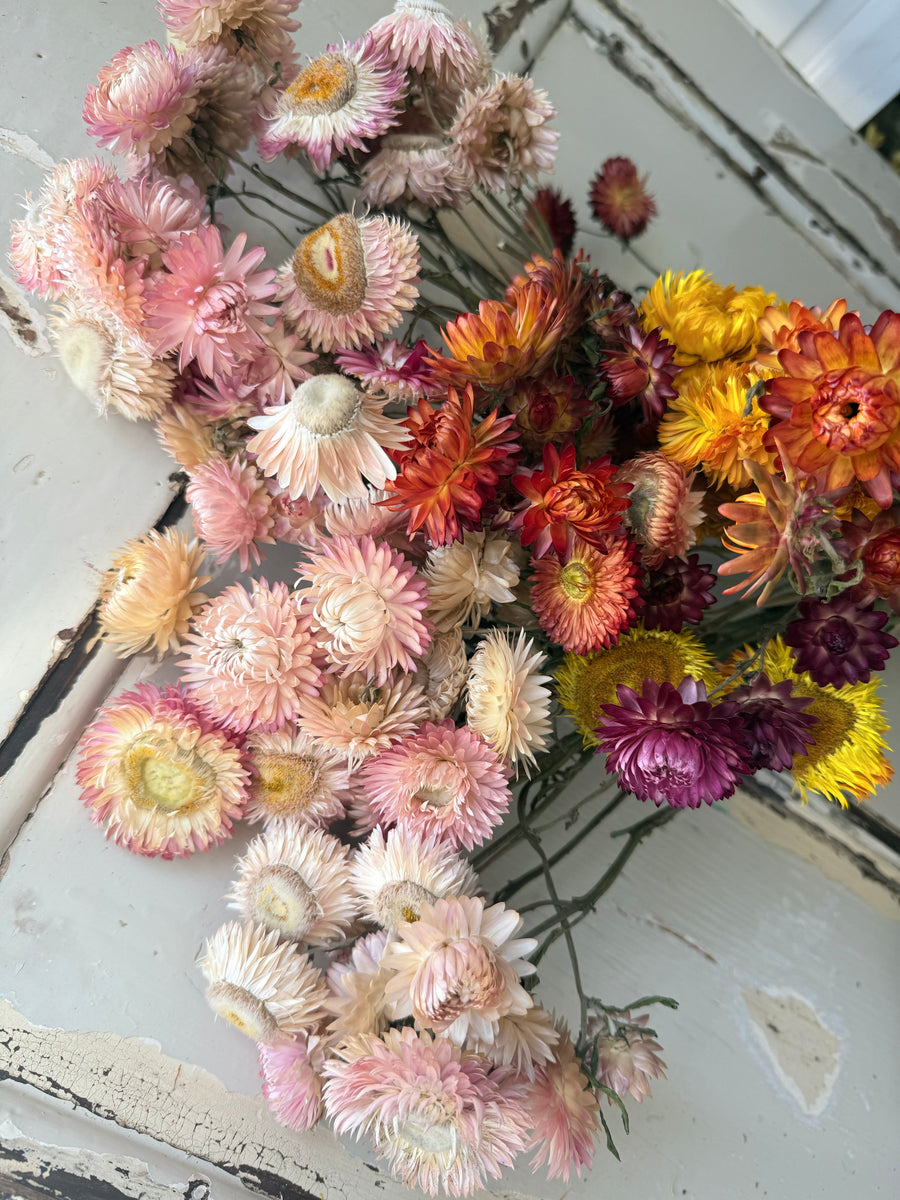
[597,676,750,808]
[268,486,327,547]
[469,1005,560,1081]
[323,1027,530,1197]
[296,669,429,767]
[213,315,316,413]
[335,338,438,403]
[143,224,277,375]
[382,895,537,1043]
[593,1012,667,1103]
[187,454,277,570]
[784,594,898,687]
[361,720,512,851]
[165,42,256,186]
[159,0,301,73]
[181,578,321,733]
[525,1028,601,1181]
[720,674,816,774]
[323,487,420,557]
[259,1031,329,1132]
[450,74,558,191]
[360,133,474,210]
[244,727,351,828]
[297,535,431,685]
[369,0,488,94]
[103,171,206,265]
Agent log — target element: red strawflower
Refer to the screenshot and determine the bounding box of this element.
[587,275,638,346]
[725,673,817,773]
[524,187,577,258]
[510,442,632,560]
[841,504,900,613]
[530,534,640,653]
[505,250,591,353]
[382,384,520,546]
[784,594,897,687]
[589,157,657,241]
[600,325,678,421]
[638,555,716,631]
[505,372,591,451]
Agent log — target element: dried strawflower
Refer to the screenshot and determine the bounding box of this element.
[187,454,276,570]
[417,628,469,721]
[589,156,657,240]
[466,630,552,771]
[296,670,429,767]
[637,554,717,632]
[424,529,520,632]
[369,0,487,93]
[525,1027,601,1181]
[451,73,558,191]
[530,534,640,653]
[259,1030,329,1132]
[784,595,897,687]
[593,1012,667,1103]
[723,673,816,773]
[352,825,477,929]
[616,451,705,567]
[325,929,392,1039]
[244,728,349,827]
[360,133,474,209]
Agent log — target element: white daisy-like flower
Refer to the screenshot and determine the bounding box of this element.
[199,920,328,1043]
[244,728,350,827]
[277,213,420,352]
[325,929,392,1039]
[425,529,520,633]
[352,826,477,930]
[417,628,469,722]
[469,1004,560,1080]
[466,629,552,772]
[247,373,409,503]
[228,825,358,945]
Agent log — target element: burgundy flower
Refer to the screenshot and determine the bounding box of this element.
[638,555,716,631]
[589,157,657,241]
[841,505,900,614]
[587,276,637,347]
[725,673,817,773]
[784,595,897,687]
[505,372,591,451]
[600,325,678,421]
[524,187,577,258]
[597,677,749,808]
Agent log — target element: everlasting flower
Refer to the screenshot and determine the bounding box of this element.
[724,673,816,773]
[156,403,228,471]
[97,529,209,658]
[259,1030,329,1132]
[323,1027,530,1197]
[417,628,470,721]
[181,578,321,733]
[278,213,419,352]
[369,0,487,93]
[524,187,577,257]
[361,720,512,851]
[592,1013,667,1103]
[244,728,350,827]
[335,338,437,403]
[159,0,301,69]
[76,683,247,857]
[200,920,328,1043]
[103,171,206,265]
[469,1005,560,1080]
[784,595,897,687]
[382,895,537,1043]
[637,554,717,632]
[323,486,415,552]
[360,132,474,210]
[756,298,848,369]
[352,826,478,929]
[296,670,429,766]
[248,374,410,503]
[531,534,640,653]
[325,929,392,1039]
[466,630,552,771]
[525,1028,601,1181]
[841,505,900,613]
[229,825,357,945]
[597,676,750,808]
[297,536,431,684]
[451,73,558,191]
[187,454,276,571]
[600,325,678,421]
[589,156,657,240]
[425,529,520,632]
[259,35,406,169]
[506,372,591,451]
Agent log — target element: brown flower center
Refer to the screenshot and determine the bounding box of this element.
[292,215,367,315]
[251,751,322,817]
[286,52,357,115]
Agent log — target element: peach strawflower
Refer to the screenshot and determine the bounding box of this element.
[229,824,357,945]
[103,171,206,267]
[259,1030,330,1132]
[325,929,393,1039]
[592,1012,667,1103]
[200,920,328,1043]
[297,535,431,685]
[323,486,418,555]
[361,133,474,210]
[98,528,210,658]
[525,1027,601,1181]
[417,628,469,722]
[382,894,537,1043]
[244,728,350,827]
[469,1005,560,1080]
[156,404,230,471]
[278,213,420,352]
[352,825,478,929]
[451,73,558,191]
[323,1027,530,1197]
[616,451,706,567]
[424,529,520,632]
[296,669,429,766]
[76,683,248,858]
[181,579,321,733]
[159,0,300,71]
[187,454,276,570]
[369,0,487,93]
[530,534,640,653]
[756,298,848,369]
[361,720,512,851]
[247,373,410,503]
[466,630,552,772]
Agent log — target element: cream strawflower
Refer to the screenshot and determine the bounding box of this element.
[466,630,552,771]
[244,728,350,827]
[98,529,210,658]
[425,529,520,633]
[469,1004,560,1080]
[200,920,328,1043]
[352,826,477,929]
[76,683,248,858]
[228,825,357,945]
[451,73,558,191]
[159,0,300,71]
[325,928,392,1038]
[277,214,420,352]
[417,628,469,721]
[382,895,537,1044]
[297,536,431,685]
[247,374,410,503]
[296,670,429,767]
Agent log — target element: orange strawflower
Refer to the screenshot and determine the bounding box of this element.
[530,534,640,653]
[756,298,848,369]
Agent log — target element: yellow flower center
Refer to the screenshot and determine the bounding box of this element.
[286,52,357,115]
[251,751,321,817]
[789,688,856,777]
[377,881,436,928]
[252,864,320,937]
[558,560,593,602]
[292,214,367,315]
[206,982,277,1042]
[124,738,212,813]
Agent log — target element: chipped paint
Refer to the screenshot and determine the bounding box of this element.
[0,127,54,170]
[0,272,49,356]
[743,988,841,1116]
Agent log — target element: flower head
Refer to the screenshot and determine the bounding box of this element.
[352,825,477,929]
[360,132,474,210]
[756,298,848,369]
[468,1005,560,1080]
[601,324,678,421]
[506,372,592,451]
[524,187,577,257]
[76,683,248,857]
[784,594,897,687]
[525,1028,600,1181]
[187,454,276,571]
[425,529,520,632]
[244,727,350,827]
[418,628,470,722]
[589,156,656,240]
[723,672,817,773]
[592,1012,666,1103]
[296,670,429,767]
[159,0,301,68]
[466,630,552,771]
[530,534,640,653]
[637,554,717,632]
[451,73,558,191]
[841,505,900,612]
[335,338,437,403]
[259,1030,329,1132]
[369,0,487,93]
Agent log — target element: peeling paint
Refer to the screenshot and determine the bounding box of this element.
[0,127,54,170]
[0,272,49,356]
[743,988,840,1116]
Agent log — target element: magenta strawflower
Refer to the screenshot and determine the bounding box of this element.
[784,595,898,687]
[259,1031,329,1132]
[637,554,717,632]
[335,338,437,402]
[600,325,678,421]
[724,673,817,773]
[187,454,276,571]
[597,676,749,808]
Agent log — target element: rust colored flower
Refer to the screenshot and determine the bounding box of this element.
[761,310,900,508]
[756,298,849,369]
[530,534,640,653]
[524,187,577,258]
[845,506,900,613]
[616,452,705,567]
[505,250,591,351]
[588,157,657,240]
[510,442,632,559]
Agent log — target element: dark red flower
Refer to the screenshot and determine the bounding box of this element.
[638,555,716,631]
[589,157,657,241]
[784,594,897,686]
[524,188,577,258]
[724,674,817,773]
[505,372,591,450]
[600,325,678,421]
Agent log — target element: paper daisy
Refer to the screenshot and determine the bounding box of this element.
[351,826,477,929]
[244,728,350,827]
[466,630,552,772]
[424,529,520,633]
[187,454,277,571]
[592,1012,667,1104]
[530,534,640,654]
[451,73,558,191]
[525,1028,601,1181]
[159,0,300,70]
[259,1030,330,1132]
[296,670,429,767]
[76,683,248,858]
[469,1005,560,1081]
[325,929,392,1039]
[200,920,328,1043]
[417,628,469,722]
[334,338,437,404]
[369,0,487,93]
[360,133,474,210]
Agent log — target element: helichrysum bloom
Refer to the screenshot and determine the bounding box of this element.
[297,535,431,685]
[181,579,321,733]
[723,673,816,773]
[323,1027,530,1197]
[530,534,640,653]
[784,594,897,687]
[360,132,474,210]
[468,1004,560,1080]
[325,929,392,1039]
[187,454,276,571]
[259,1030,329,1132]
[525,1028,601,1181]
[637,554,717,632]
[335,338,437,403]
[418,628,470,722]
[524,187,577,258]
[296,669,429,767]
[352,825,478,929]
[247,373,410,504]
[615,452,706,568]
[592,1013,667,1103]
[361,720,512,851]
[756,297,849,368]
[600,324,678,421]
[199,920,328,1043]
[244,728,350,827]
[425,529,520,633]
[76,683,248,858]
[451,73,558,191]
[228,825,357,945]
[466,630,552,771]
[369,0,487,93]
[382,895,537,1043]
[278,213,419,352]
[597,676,750,808]
[97,529,210,658]
[589,156,657,240]
[159,0,301,71]
[842,505,900,613]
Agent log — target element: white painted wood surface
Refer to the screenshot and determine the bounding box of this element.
[1,1,898,1198]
